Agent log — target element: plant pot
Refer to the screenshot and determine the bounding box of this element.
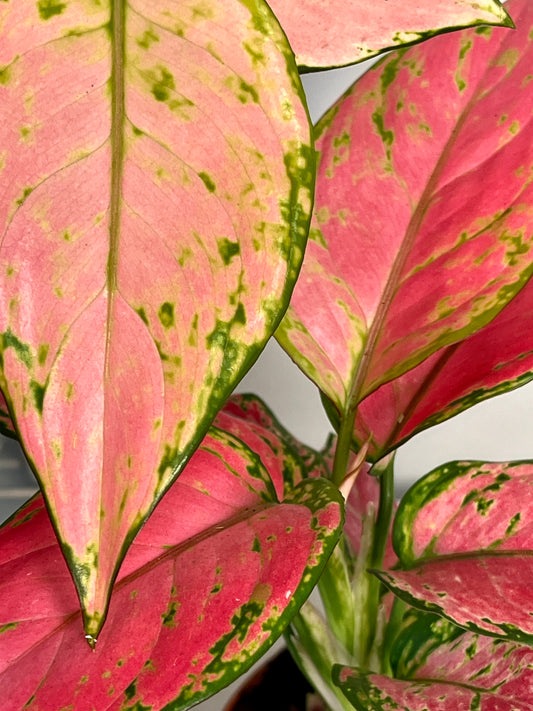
[224,648,325,711]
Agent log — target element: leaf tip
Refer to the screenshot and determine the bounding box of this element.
[85,633,98,651]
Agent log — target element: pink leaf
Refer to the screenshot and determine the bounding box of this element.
[0,1,313,637]
[0,396,343,710]
[377,460,533,643]
[333,631,533,710]
[277,0,533,422]
[268,0,512,69]
[352,279,533,460]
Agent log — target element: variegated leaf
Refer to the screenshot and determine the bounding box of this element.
[333,631,533,710]
[0,0,313,638]
[277,0,533,423]
[376,460,533,643]
[352,279,533,460]
[0,396,343,710]
[222,393,330,494]
[268,0,512,70]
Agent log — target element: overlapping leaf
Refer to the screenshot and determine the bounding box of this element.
[277,0,533,425]
[376,460,533,643]
[0,0,313,637]
[333,630,533,710]
[0,396,343,711]
[268,0,512,70]
[352,278,533,460]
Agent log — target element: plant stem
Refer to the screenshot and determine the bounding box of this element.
[331,405,357,488]
[361,453,395,667]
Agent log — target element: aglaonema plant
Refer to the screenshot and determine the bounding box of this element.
[2,0,533,708]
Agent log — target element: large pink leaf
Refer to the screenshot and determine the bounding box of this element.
[0,396,343,710]
[376,460,533,643]
[333,631,533,710]
[269,0,512,70]
[277,0,533,422]
[0,1,313,637]
[352,278,533,460]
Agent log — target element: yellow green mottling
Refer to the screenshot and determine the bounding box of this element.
[158,302,175,329]
[37,0,67,20]
[0,622,18,634]
[496,48,520,71]
[455,38,473,92]
[51,441,62,460]
[136,28,159,50]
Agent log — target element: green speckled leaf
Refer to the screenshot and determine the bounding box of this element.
[0,396,343,710]
[0,0,313,639]
[277,0,533,427]
[352,270,533,461]
[376,460,533,643]
[268,0,512,69]
[333,630,533,711]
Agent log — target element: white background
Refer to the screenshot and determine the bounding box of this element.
[2,57,533,711]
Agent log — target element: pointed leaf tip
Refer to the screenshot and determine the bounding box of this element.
[0,396,342,709]
[0,0,313,636]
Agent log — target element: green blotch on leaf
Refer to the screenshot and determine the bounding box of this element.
[37,0,67,20]
[158,444,179,482]
[0,65,12,85]
[198,171,216,193]
[234,302,246,325]
[0,622,18,634]
[237,78,259,104]
[151,67,175,102]
[158,302,175,329]
[217,238,240,265]
[379,49,408,91]
[161,600,179,628]
[16,187,33,206]
[371,110,394,153]
[122,679,154,709]
[137,28,159,49]
[2,329,32,368]
[252,536,261,553]
[136,307,149,326]
[506,512,521,536]
[30,380,46,414]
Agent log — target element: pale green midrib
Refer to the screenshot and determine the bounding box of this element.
[107,0,126,295]
[83,0,126,636]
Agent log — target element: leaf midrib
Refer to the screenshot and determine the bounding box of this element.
[81,0,126,633]
[107,0,125,296]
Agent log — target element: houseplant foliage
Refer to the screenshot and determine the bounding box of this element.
[4,0,533,710]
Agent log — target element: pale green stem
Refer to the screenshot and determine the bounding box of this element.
[331,405,357,488]
[360,453,395,669]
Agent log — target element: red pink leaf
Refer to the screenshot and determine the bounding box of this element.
[277,0,533,423]
[0,0,313,637]
[0,396,343,710]
[268,0,512,69]
[377,460,533,643]
[352,280,533,460]
[333,631,533,710]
